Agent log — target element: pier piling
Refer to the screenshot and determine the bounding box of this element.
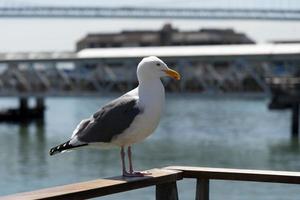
[267,77,300,139]
[35,97,45,116]
[291,103,299,138]
[19,98,29,114]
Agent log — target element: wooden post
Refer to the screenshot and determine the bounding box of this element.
[156,181,179,200]
[291,103,299,138]
[34,97,45,120]
[195,178,209,200]
[19,97,29,114]
[35,97,45,111]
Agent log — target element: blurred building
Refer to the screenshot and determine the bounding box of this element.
[271,40,300,44]
[76,24,255,51]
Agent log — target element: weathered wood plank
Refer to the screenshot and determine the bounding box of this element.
[0,169,182,200]
[166,166,300,184]
[195,179,209,200]
[156,181,179,200]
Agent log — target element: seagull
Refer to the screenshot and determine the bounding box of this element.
[49,56,180,177]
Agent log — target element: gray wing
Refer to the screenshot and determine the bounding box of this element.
[75,96,141,143]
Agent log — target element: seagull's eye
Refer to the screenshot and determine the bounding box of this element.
[156,63,161,67]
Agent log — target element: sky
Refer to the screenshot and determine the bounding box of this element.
[0,0,300,52]
[1,0,300,9]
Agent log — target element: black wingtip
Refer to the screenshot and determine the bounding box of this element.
[49,141,69,156]
[49,148,56,156]
[49,141,88,156]
[49,145,61,156]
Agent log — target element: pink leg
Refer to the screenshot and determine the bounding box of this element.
[125,146,151,177]
[121,146,143,177]
[120,146,128,176]
[128,146,134,173]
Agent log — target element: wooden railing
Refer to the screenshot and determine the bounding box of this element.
[167,166,300,200]
[1,166,300,200]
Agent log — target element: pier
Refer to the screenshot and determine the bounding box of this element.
[267,77,300,137]
[2,166,300,200]
[0,97,45,123]
[1,44,300,96]
[0,44,300,123]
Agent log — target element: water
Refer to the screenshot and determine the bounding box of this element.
[0,95,300,199]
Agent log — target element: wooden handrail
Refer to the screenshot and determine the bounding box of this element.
[166,166,300,200]
[0,169,182,200]
[166,166,300,184]
[2,166,300,200]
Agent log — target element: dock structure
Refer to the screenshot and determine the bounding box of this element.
[2,166,300,200]
[1,44,300,96]
[76,24,254,51]
[0,97,45,123]
[0,44,300,122]
[267,77,300,137]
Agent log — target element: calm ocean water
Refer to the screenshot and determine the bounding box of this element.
[0,94,300,199]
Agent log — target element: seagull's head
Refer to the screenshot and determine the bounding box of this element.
[137,56,180,82]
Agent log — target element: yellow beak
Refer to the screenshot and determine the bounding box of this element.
[163,69,181,80]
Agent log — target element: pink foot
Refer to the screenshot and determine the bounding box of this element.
[123,171,152,177]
